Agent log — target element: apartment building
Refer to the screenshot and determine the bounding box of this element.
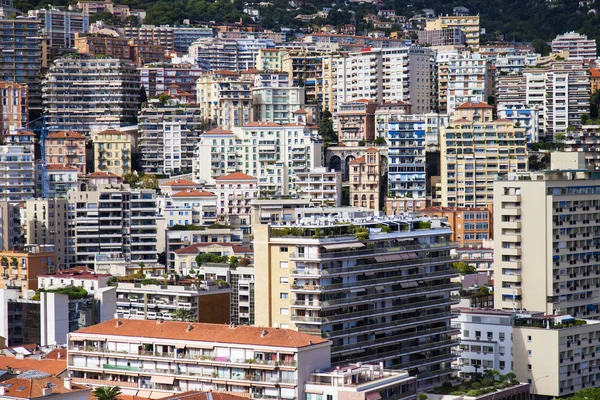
[114,282,230,323]
[513,314,600,397]
[74,34,165,66]
[77,0,130,18]
[349,148,383,211]
[0,200,22,251]
[440,102,528,208]
[281,50,336,111]
[67,187,157,268]
[193,124,322,196]
[47,131,87,175]
[335,47,434,114]
[552,31,597,60]
[335,100,377,146]
[420,206,493,247]
[0,245,56,296]
[0,145,35,201]
[493,154,600,317]
[189,38,274,71]
[257,48,287,71]
[425,15,480,49]
[44,164,78,198]
[173,243,252,275]
[561,125,600,170]
[252,86,305,125]
[497,103,541,143]
[23,198,69,268]
[496,60,590,141]
[294,167,342,207]
[454,308,515,377]
[384,119,426,212]
[417,28,465,47]
[93,128,135,176]
[212,172,258,229]
[444,52,489,117]
[254,217,459,387]
[28,8,89,51]
[88,171,122,189]
[68,319,331,398]
[138,104,203,175]
[4,129,35,153]
[140,64,204,102]
[42,56,140,135]
[197,71,253,130]
[0,82,28,136]
[0,375,91,399]
[164,190,218,227]
[120,25,175,50]
[494,52,540,75]
[0,17,44,114]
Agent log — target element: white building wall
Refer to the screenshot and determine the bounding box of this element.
[40,291,69,346]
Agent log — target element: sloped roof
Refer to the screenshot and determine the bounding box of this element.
[214,172,256,181]
[172,189,216,198]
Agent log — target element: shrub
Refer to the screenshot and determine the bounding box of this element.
[441,382,453,389]
[471,382,481,390]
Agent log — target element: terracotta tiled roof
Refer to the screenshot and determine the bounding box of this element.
[214,172,256,181]
[6,130,34,136]
[452,118,473,123]
[88,172,121,178]
[174,242,252,255]
[292,109,308,114]
[96,128,126,135]
[160,391,250,400]
[0,357,67,376]
[590,68,600,78]
[44,348,66,360]
[172,189,216,197]
[204,128,233,135]
[0,376,89,398]
[212,70,240,76]
[349,155,366,164]
[455,101,493,109]
[365,147,379,152]
[73,319,330,348]
[48,131,86,140]
[161,179,200,187]
[243,122,281,127]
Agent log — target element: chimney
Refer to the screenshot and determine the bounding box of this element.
[0,385,5,395]
[261,329,268,337]
[42,384,52,396]
[115,320,122,327]
[64,378,72,390]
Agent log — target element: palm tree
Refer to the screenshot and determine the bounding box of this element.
[93,386,122,400]
[139,262,145,277]
[171,308,195,322]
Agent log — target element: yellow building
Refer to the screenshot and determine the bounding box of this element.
[93,128,135,176]
[440,101,528,208]
[257,48,287,71]
[426,15,480,49]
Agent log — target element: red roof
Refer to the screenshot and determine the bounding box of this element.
[48,131,86,140]
[212,70,240,76]
[88,172,121,178]
[172,189,216,197]
[349,155,366,164]
[244,122,282,127]
[96,128,127,135]
[293,109,308,114]
[162,179,200,187]
[455,101,493,109]
[6,130,34,136]
[591,68,600,78]
[204,128,233,135]
[47,164,78,171]
[215,172,256,181]
[174,242,252,255]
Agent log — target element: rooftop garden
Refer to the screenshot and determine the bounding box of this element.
[169,223,234,231]
[428,371,518,397]
[32,286,88,300]
[515,317,586,329]
[270,221,431,240]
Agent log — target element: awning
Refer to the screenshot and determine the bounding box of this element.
[400,282,418,289]
[365,392,382,400]
[151,376,175,384]
[323,243,365,250]
[350,287,366,293]
[175,344,186,349]
[135,390,152,398]
[375,286,385,293]
[187,343,214,349]
[374,255,387,263]
[407,252,419,259]
[364,271,375,276]
[417,366,427,373]
[305,389,324,395]
[150,392,169,399]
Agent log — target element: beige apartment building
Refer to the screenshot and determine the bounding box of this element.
[513,313,600,398]
[47,131,87,175]
[425,15,480,49]
[441,102,528,208]
[349,148,383,211]
[93,128,135,176]
[0,82,28,136]
[493,152,600,317]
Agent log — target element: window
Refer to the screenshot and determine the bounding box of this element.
[280,293,288,299]
[475,330,481,338]
[280,308,289,315]
[527,364,532,371]
[280,277,289,284]
[280,261,289,269]
[464,330,469,338]
[527,335,532,342]
[499,346,506,355]
[499,361,505,369]
[280,247,288,253]
[499,332,505,341]
[528,350,532,356]
[487,332,493,340]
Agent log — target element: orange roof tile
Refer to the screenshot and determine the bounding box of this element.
[44,348,66,360]
[243,122,281,127]
[0,357,67,376]
[174,242,252,255]
[214,172,256,181]
[48,131,86,140]
[590,68,600,78]
[365,147,379,152]
[161,179,200,187]
[292,109,308,114]
[73,319,330,348]
[88,172,121,178]
[0,376,89,398]
[349,155,366,164]
[96,128,126,135]
[6,130,35,136]
[204,128,233,135]
[172,189,216,197]
[212,70,240,76]
[455,101,493,109]
[160,391,250,400]
[47,164,78,171]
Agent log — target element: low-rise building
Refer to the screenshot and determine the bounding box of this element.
[165,190,218,228]
[87,172,123,189]
[114,281,231,323]
[0,245,56,297]
[45,164,78,198]
[93,128,135,176]
[349,148,383,211]
[0,375,91,400]
[419,206,493,247]
[212,172,258,230]
[294,167,342,207]
[160,179,204,197]
[68,319,331,397]
[173,243,252,276]
[47,131,87,176]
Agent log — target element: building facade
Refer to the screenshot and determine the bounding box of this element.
[93,128,135,176]
[47,131,87,175]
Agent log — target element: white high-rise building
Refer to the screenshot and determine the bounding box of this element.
[446,52,488,116]
[334,46,434,114]
[0,146,34,201]
[552,31,597,60]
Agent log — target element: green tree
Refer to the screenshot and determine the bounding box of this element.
[171,308,196,322]
[452,261,476,275]
[93,386,122,400]
[318,109,337,143]
[478,286,491,296]
[532,38,551,56]
[505,372,518,385]
[123,172,139,186]
[140,174,158,189]
[417,395,428,400]
[568,388,600,400]
[591,90,600,120]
